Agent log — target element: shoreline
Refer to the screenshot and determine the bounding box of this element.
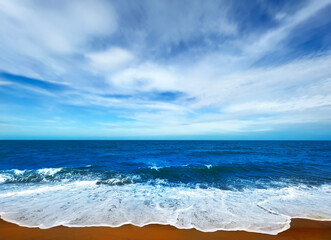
[0,218,330,240]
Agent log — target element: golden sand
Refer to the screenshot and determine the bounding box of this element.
[0,218,330,240]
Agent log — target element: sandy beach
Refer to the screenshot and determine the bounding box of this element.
[0,218,330,240]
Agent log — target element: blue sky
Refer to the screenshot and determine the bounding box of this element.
[0,0,331,140]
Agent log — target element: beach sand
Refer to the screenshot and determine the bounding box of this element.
[0,218,330,240]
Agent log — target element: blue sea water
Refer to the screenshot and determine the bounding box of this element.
[0,140,330,234]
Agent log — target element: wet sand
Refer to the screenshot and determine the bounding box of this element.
[0,218,330,240]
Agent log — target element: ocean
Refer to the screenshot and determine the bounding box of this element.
[0,140,330,235]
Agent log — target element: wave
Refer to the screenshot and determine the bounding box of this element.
[0,165,328,190]
[0,179,330,235]
[148,165,164,171]
[0,168,143,186]
[0,168,64,183]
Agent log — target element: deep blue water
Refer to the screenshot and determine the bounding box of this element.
[0,140,330,234]
[0,140,330,189]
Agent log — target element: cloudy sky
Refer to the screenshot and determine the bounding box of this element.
[0,0,330,139]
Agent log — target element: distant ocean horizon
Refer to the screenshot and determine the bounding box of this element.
[0,140,330,235]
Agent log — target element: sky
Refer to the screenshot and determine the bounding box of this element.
[0,0,331,140]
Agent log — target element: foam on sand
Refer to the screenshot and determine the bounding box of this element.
[0,180,330,235]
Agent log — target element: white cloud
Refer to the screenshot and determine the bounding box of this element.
[82,53,331,135]
[187,54,331,109]
[224,96,331,114]
[0,0,117,80]
[110,62,178,92]
[242,0,331,58]
[0,0,117,54]
[87,47,134,72]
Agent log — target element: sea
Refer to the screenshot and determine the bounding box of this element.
[0,140,330,235]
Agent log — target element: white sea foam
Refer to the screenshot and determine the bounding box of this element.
[0,181,330,235]
[149,165,163,171]
[0,168,65,184]
[0,175,8,183]
[36,168,62,175]
[0,173,15,183]
[95,174,142,186]
[13,169,25,175]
